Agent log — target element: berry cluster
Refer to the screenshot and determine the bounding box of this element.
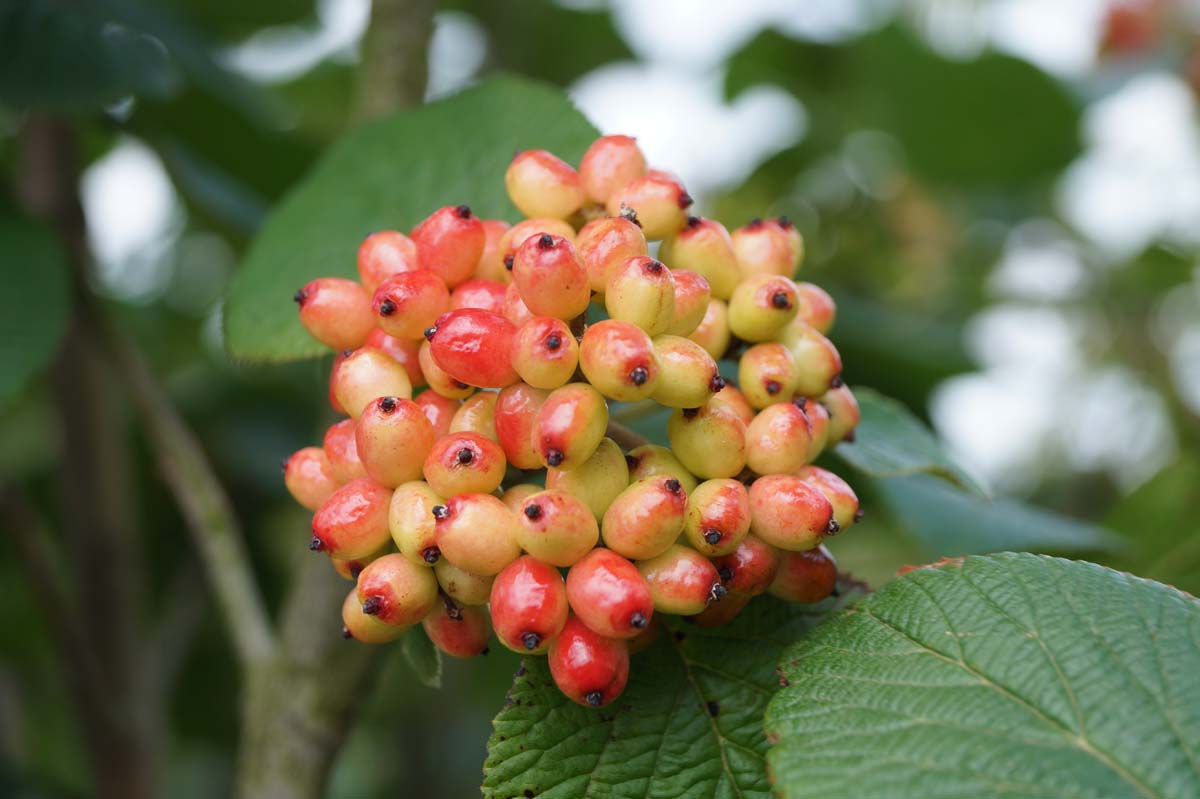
[284,135,861,708]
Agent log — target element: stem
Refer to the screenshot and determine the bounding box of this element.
[352,0,437,123]
[606,419,652,452]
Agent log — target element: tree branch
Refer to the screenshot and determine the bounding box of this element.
[353,0,437,123]
[606,419,652,452]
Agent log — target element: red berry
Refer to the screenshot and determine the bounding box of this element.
[428,308,520,389]
[294,277,374,351]
[796,465,859,532]
[422,431,507,497]
[579,319,660,402]
[356,552,438,626]
[731,217,797,278]
[648,335,720,409]
[636,544,724,616]
[323,419,367,484]
[363,328,425,389]
[341,587,407,643]
[682,478,751,557]
[514,490,599,567]
[422,600,492,658]
[450,278,507,314]
[449,391,499,443]
[418,340,475,400]
[769,544,837,603]
[601,475,688,560]
[666,400,747,479]
[745,400,814,476]
[311,477,394,559]
[490,555,570,654]
[357,230,419,292]
[389,481,444,566]
[605,256,676,336]
[510,316,580,390]
[748,474,834,551]
[414,389,461,437]
[712,534,780,597]
[505,150,585,220]
[532,383,609,470]
[576,215,648,294]
[493,382,550,470]
[579,135,647,204]
[548,615,630,708]
[511,234,591,320]
[355,397,436,488]
[566,548,654,639]
[283,446,339,511]
[497,217,577,264]
[411,204,485,288]
[606,174,691,241]
[659,217,740,300]
[545,437,629,522]
[475,219,513,283]
[331,347,413,419]
[371,269,451,341]
[501,281,536,327]
[433,493,521,576]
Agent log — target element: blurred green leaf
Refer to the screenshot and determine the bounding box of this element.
[224,77,599,362]
[158,0,315,39]
[767,553,1200,799]
[401,627,442,689]
[1106,457,1200,595]
[0,220,71,406]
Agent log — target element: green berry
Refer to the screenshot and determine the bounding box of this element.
[545,437,629,522]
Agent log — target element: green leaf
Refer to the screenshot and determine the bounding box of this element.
[834,387,984,495]
[1106,457,1200,596]
[224,78,600,362]
[767,553,1200,799]
[401,627,442,689]
[483,583,868,799]
[0,220,71,405]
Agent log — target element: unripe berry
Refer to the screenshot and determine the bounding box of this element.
[475,219,513,283]
[327,349,351,415]
[738,343,798,410]
[625,444,699,495]
[579,320,660,402]
[332,347,413,419]
[418,340,475,400]
[311,478,394,559]
[744,399,814,476]
[545,437,629,522]
[497,217,577,264]
[579,135,647,204]
[796,465,859,532]
[576,215,648,294]
[778,319,842,398]
[423,431,507,497]
[649,335,721,409]
[658,217,740,300]
[510,316,579,390]
[605,256,675,336]
[358,230,419,292]
[689,593,750,627]
[411,204,485,288]
[364,329,425,389]
[777,216,804,271]
[450,278,507,314]
[294,278,374,351]
[502,282,535,327]
[636,544,724,616]
[506,150,585,220]
[666,401,747,479]
[709,382,755,425]
[422,600,492,658]
[515,490,600,567]
[731,217,796,278]
[512,234,590,320]
[389,481,445,566]
[549,615,630,708]
[748,474,835,551]
[712,534,780,597]
[682,478,751,556]
[323,419,367,484]
[283,446,338,511]
[532,383,609,470]
[428,308,520,389]
[803,398,831,463]
[500,483,543,514]
[727,275,798,342]
[606,174,692,240]
[769,544,837,603]
[449,391,499,443]
[665,269,712,337]
[414,389,461,437]
[355,396,436,487]
[601,475,688,560]
[819,384,860,444]
[341,587,407,644]
[433,493,521,576]
[794,281,835,334]
[494,382,550,470]
[331,540,391,582]
[687,298,731,361]
[434,558,494,606]
[356,552,438,626]
[490,555,570,654]
[566,548,654,639]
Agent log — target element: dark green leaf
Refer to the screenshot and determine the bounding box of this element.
[0,220,71,405]
[402,627,442,689]
[768,553,1200,799]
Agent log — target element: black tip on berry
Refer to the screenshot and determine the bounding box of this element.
[709,374,726,393]
[830,375,844,388]
[678,192,694,209]
[293,289,307,304]
[455,204,472,219]
[504,255,514,271]
[378,299,396,316]
[771,291,792,310]
[545,449,564,467]
[537,233,555,249]
[748,217,763,228]
[685,215,702,229]
[280,457,289,471]
[341,626,353,639]
[619,205,641,227]
[765,380,782,395]
[424,326,438,341]
[379,396,398,413]
[521,632,541,650]
[776,215,792,228]
[792,396,808,410]
[709,583,728,602]
[629,611,647,629]
[585,691,603,707]
[718,565,733,583]
[630,366,649,386]
[703,529,722,545]
[827,519,841,534]
[844,430,857,444]
[422,546,441,564]
[854,507,865,522]
[523,503,543,520]
[349,563,364,579]
[453,380,469,389]
[625,454,640,470]
[432,504,449,520]
[481,646,490,655]
[682,407,700,420]
[545,334,561,350]
[664,478,681,494]
[361,596,382,616]
[644,259,664,274]
[456,447,475,465]
[308,536,324,552]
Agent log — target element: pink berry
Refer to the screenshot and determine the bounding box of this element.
[310,477,393,559]
[450,278,507,314]
[532,383,609,470]
[658,217,740,300]
[331,347,413,419]
[514,490,600,567]
[687,298,731,361]
[566,548,654,639]
[548,615,629,707]
[605,174,692,241]
[579,135,647,204]
[579,319,660,402]
[490,555,570,654]
[427,308,520,389]
[411,204,485,288]
[510,316,580,390]
[475,219,513,283]
[748,474,835,551]
[601,475,688,560]
[712,534,780,597]
[323,419,367,484]
[449,391,499,443]
[731,217,796,278]
[414,389,460,437]
[794,281,836,334]
[576,215,648,294]
[422,601,492,658]
[796,465,860,531]
[665,269,712,337]
[778,320,842,398]
[355,396,436,487]
[605,256,676,336]
[422,431,507,497]
[433,493,521,576]
[635,544,724,616]
[371,269,451,341]
[389,480,444,566]
[497,217,577,264]
[356,552,438,626]
[418,340,475,400]
[363,328,425,389]
[769,544,837,603]
[745,399,814,476]
[357,230,418,292]
[294,277,374,350]
[511,234,591,321]
[341,587,407,643]
[682,478,751,557]
[505,150,585,220]
[283,446,339,511]
[819,383,860,445]
[493,381,550,470]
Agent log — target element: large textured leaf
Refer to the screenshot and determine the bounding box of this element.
[224,78,599,362]
[484,583,868,799]
[767,553,1200,799]
[0,220,71,405]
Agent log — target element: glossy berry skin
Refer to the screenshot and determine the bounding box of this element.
[731,217,797,278]
[579,320,660,402]
[819,384,860,444]
[434,493,521,576]
[576,216,648,294]
[745,400,814,476]
[332,347,413,419]
[687,298,731,361]
[728,274,798,342]
[284,447,339,511]
[311,478,393,559]
[625,444,699,495]
[364,328,425,389]
[422,431,507,497]
[665,269,712,337]
[748,474,835,551]
[511,234,591,321]
[515,490,600,567]
[549,615,630,708]
[428,308,520,389]
[500,483,542,513]
[357,230,419,292]
[683,478,751,557]
[803,399,831,463]
[666,401,747,479]
[636,544,724,616]
[422,601,492,658]
[510,316,579,390]
[794,281,836,334]
[532,383,609,471]
[449,391,498,443]
[388,481,444,566]
[606,174,692,241]
[294,277,374,351]
[355,397,436,487]
[738,343,798,410]
[323,419,367,484]
[545,437,629,522]
[566,548,654,639]
[498,217,577,263]
[506,150,585,220]
[331,539,392,582]
[605,257,676,336]
[342,588,408,644]
[709,383,755,426]
[356,553,438,627]
[712,534,780,597]
[769,544,837,603]
[450,278,507,314]
[434,559,493,606]
[502,282,535,327]
[778,320,842,398]
[418,340,475,400]
[494,382,550,470]
[658,217,740,300]
[796,465,859,532]
[579,135,647,204]
[689,593,749,627]
[411,204,485,288]
[649,335,720,409]
[601,475,688,560]
[490,556,570,654]
[414,389,460,437]
[475,219,512,283]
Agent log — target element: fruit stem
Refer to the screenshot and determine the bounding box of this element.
[606,420,652,452]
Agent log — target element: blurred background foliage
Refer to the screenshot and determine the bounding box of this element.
[2,0,1199,796]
